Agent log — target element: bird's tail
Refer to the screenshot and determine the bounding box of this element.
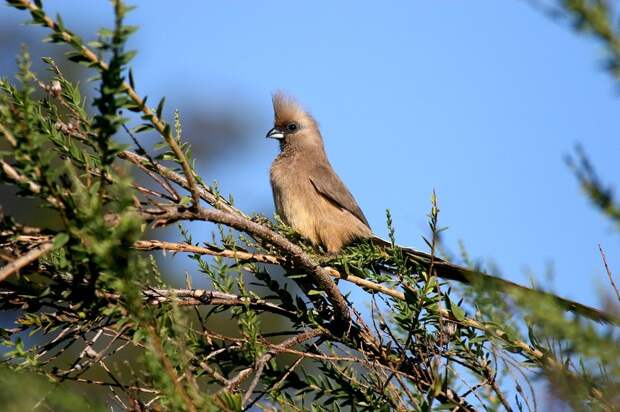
[371,236,619,325]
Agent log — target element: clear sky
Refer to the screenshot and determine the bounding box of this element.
[2,0,619,310]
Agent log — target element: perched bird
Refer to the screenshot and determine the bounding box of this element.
[266,92,618,324]
[267,92,371,254]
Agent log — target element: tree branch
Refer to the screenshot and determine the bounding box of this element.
[142,205,352,325]
[119,150,241,215]
[0,241,53,282]
[142,288,297,320]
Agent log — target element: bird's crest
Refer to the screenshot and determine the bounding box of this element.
[272,92,316,127]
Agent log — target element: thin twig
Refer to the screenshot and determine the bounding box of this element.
[598,244,620,302]
[218,329,324,403]
[0,160,63,208]
[142,288,297,319]
[242,357,267,407]
[146,326,197,412]
[0,241,54,282]
[121,123,181,203]
[221,368,253,393]
[134,239,280,264]
[241,329,325,408]
[0,121,17,146]
[119,150,240,214]
[52,375,158,394]
[244,356,304,410]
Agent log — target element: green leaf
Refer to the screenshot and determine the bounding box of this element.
[87,40,105,49]
[128,67,135,89]
[132,123,153,133]
[65,51,90,64]
[404,288,418,304]
[52,233,70,249]
[216,392,242,411]
[156,96,165,119]
[449,299,465,321]
[122,50,138,64]
[98,28,113,37]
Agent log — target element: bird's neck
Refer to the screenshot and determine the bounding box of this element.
[279,130,327,157]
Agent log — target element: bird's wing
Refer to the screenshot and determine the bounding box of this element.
[308,163,370,228]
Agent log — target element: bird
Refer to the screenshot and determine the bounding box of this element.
[267,92,371,254]
[266,92,618,325]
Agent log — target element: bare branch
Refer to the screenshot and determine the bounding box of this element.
[119,150,241,214]
[134,239,280,264]
[599,244,620,303]
[0,241,53,282]
[142,288,297,320]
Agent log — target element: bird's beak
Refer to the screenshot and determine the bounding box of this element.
[266,127,284,140]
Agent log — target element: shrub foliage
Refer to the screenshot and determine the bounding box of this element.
[0,1,618,410]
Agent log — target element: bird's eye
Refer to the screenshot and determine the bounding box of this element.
[286,123,298,132]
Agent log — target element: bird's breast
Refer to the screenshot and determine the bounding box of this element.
[270,158,320,243]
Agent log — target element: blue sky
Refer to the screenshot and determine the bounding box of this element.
[3,0,619,310]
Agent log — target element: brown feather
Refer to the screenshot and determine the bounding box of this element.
[272,92,317,129]
[309,169,369,227]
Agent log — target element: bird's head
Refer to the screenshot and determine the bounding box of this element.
[266,92,323,150]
